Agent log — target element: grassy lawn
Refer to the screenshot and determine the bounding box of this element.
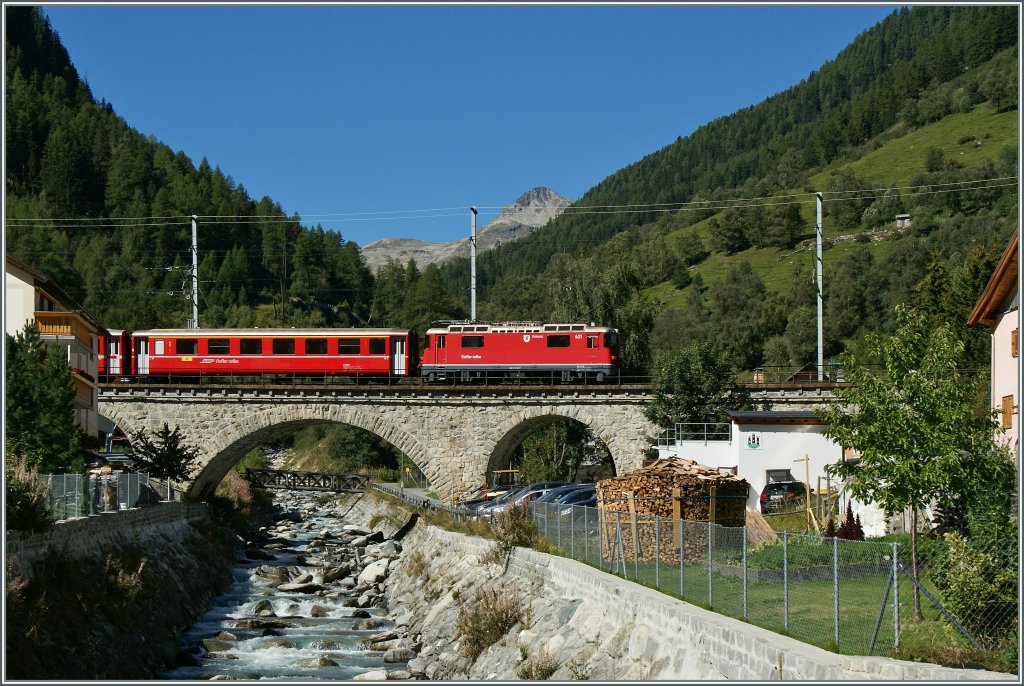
[539,516,1016,673]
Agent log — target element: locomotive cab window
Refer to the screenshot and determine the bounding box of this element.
[605,331,619,348]
[462,335,484,349]
[208,339,230,355]
[547,335,571,348]
[177,339,198,355]
[338,339,361,354]
[305,339,328,355]
[273,339,295,355]
[436,335,446,349]
[369,338,386,355]
[240,339,262,355]
[587,335,599,348]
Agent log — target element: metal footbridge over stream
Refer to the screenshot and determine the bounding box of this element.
[244,468,370,493]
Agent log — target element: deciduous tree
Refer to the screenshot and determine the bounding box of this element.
[817,304,997,618]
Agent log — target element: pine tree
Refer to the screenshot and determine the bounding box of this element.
[4,323,86,473]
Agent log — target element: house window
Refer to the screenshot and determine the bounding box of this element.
[240,339,262,355]
[305,339,328,355]
[1001,395,1015,429]
[1012,328,1018,358]
[207,339,230,354]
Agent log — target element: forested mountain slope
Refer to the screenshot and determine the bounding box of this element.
[4,5,1018,376]
[438,5,1018,372]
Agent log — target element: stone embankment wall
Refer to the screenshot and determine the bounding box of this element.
[350,493,1014,682]
[4,502,237,680]
[6,502,210,579]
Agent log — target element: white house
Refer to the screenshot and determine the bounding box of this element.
[654,410,889,536]
[967,232,1019,464]
[5,255,107,439]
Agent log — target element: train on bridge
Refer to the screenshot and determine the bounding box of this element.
[98,322,621,385]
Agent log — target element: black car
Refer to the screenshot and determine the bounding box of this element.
[759,481,807,513]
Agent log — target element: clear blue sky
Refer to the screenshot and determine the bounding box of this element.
[41,3,900,248]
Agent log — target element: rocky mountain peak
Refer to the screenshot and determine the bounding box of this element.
[360,187,571,273]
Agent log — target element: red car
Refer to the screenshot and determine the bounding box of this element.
[420,322,619,383]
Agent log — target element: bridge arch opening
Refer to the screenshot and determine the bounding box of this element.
[181,414,430,502]
[487,414,616,489]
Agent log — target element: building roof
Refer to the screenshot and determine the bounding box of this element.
[728,410,824,425]
[967,232,1019,330]
[6,255,108,335]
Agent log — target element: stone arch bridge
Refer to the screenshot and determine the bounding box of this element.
[98,384,659,504]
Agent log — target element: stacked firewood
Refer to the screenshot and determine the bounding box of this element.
[595,456,750,564]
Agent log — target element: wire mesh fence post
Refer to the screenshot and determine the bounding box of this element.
[892,541,899,650]
[833,536,840,650]
[655,513,660,590]
[783,530,789,632]
[570,504,575,558]
[679,519,685,600]
[742,525,748,622]
[707,520,713,608]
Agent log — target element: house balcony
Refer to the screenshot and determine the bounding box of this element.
[34,310,96,349]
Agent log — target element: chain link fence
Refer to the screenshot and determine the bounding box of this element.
[370,484,1017,670]
[535,501,1018,669]
[36,472,185,520]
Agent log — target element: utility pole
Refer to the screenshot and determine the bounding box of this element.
[470,206,478,322]
[815,192,823,381]
[190,214,199,329]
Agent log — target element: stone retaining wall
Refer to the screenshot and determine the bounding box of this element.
[5,502,210,580]
[350,493,1013,681]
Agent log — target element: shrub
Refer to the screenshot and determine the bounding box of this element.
[929,532,1018,645]
[493,502,540,555]
[4,457,53,532]
[456,586,523,660]
[207,470,274,533]
[517,649,559,679]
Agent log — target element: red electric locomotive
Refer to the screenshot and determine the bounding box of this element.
[420,321,619,383]
[127,328,417,380]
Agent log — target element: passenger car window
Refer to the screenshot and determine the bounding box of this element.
[177,339,198,355]
[272,339,295,355]
[240,339,262,355]
[369,338,386,354]
[208,339,230,354]
[305,339,328,354]
[338,339,361,354]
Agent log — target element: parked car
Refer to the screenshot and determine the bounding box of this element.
[488,482,569,515]
[535,483,592,504]
[759,481,808,513]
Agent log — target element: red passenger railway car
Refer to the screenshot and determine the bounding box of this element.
[420,321,619,383]
[126,328,417,379]
[98,329,133,379]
